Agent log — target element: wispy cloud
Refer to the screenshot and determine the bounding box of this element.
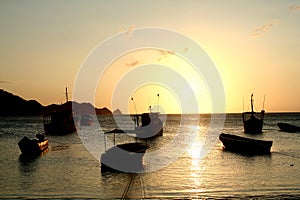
[290,5,300,11]
[251,20,280,38]
[126,25,135,36]
[157,49,175,61]
[125,60,139,67]
[0,81,13,84]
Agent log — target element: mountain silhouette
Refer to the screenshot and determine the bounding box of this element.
[0,89,112,116]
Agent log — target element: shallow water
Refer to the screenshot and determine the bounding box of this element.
[0,113,300,199]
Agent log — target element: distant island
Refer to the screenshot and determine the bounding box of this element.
[0,89,112,116]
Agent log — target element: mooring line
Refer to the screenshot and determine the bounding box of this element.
[273,152,300,159]
[121,174,135,200]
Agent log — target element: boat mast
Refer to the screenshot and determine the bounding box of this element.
[65,87,69,103]
[156,93,160,112]
[262,94,266,111]
[251,93,254,115]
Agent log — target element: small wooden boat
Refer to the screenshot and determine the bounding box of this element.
[101,142,149,173]
[80,114,94,126]
[101,129,149,172]
[277,122,300,133]
[18,134,49,157]
[219,133,272,155]
[242,94,265,134]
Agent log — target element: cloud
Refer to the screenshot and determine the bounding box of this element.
[125,60,139,67]
[290,5,300,11]
[126,25,135,36]
[0,81,13,84]
[157,49,175,61]
[251,20,280,38]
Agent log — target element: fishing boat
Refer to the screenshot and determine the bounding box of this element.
[80,114,94,126]
[242,94,265,134]
[219,133,272,155]
[131,95,164,139]
[43,88,77,135]
[132,111,163,139]
[277,122,300,133]
[18,134,49,157]
[100,129,149,172]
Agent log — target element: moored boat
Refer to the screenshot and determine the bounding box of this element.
[132,111,163,139]
[277,122,300,133]
[42,88,77,135]
[219,133,272,155]
[131,94,164,139]
[242,94,265,134]
[101,142,149,173]
[80,114,94,126]
[18,134,49,157]
[101,129,149,173]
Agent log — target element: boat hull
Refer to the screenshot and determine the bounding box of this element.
[277,122,300,133]
[100,142,149,173]
[242,112,264,134]
[219,133,272,155]
[18,136,49,157]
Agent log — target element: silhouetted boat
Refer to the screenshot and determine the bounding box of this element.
[80,114,94,126]
[132,111,163,139]
[277,122,300,133]
[18,134,49,157]
[242,94,265,134]
[131,94,164,139]
[43,88,77,135]
[101,129,149,172]
[219,133,272,155]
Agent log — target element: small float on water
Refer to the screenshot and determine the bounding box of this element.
[18,134,49,157]
[277,122,300,133]
[242,94,265,134]
[219,133,272,155]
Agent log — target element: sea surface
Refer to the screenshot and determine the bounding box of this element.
[0,113,300,199]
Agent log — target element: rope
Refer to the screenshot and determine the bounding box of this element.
[121,174,135,200]
[273,152,300,159]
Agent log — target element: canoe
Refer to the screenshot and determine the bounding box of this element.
[100,142,149,173]
[277,122,300,133]
[219,133,272,155]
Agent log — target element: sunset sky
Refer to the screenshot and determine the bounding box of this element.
[1,1,300,113]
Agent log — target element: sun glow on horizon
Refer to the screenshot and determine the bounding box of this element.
[95,48,214,114]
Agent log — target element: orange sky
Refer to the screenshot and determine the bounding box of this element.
[1,1,300,113]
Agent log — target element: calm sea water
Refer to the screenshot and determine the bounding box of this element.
[0,113,300,199]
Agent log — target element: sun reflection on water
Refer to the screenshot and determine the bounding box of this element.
[187,140,207,195]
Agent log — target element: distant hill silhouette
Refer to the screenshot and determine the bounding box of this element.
[96,107,112,115]
[113,108,122,115]
[0,89,112,116]
[0,89,43,116]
